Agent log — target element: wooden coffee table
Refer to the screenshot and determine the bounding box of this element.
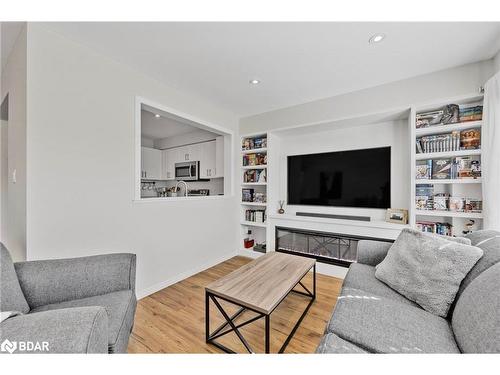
[205,252,316,353]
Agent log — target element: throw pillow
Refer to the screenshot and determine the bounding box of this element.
[375,228,483,317]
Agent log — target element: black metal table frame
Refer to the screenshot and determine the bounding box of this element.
[205,263,316,354]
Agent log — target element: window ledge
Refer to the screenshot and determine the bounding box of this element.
[133,195,234,203]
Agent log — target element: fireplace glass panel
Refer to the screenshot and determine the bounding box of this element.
[275,227,359,266]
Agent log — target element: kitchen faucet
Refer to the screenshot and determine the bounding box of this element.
[175,180,189,197]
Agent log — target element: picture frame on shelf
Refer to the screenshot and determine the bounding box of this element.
[386,208,408,224]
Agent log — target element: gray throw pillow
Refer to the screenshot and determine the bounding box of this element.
[375,228,483,317]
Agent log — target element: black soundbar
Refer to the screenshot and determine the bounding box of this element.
[296,212,371,222]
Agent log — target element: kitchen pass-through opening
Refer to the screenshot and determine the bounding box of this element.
[135,97,233,200]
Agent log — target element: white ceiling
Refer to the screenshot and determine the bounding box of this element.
[141,108,201,140]
[11,23,500,116]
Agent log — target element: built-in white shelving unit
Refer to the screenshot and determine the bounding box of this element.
[414,120,482,137]
[415,149,481,161]
[410,93,484,236]
[240,133,269,253]
[416,178,482,185]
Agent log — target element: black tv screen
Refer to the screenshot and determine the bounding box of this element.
[287,147,391,208]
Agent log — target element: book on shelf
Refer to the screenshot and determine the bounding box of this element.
[415,104,459,128]
[416,221,453,236]
[432,159,452,179]
[433,194,449,211]
[416,131,460,153]
[242,188,254,202]
[460,128,481,150]
[415,191,482,214]
[243,169,267,183]
[416,160,432,179]
[416,157,481,180]
[415,103,482,129]
[254,192,266,203]
[459,103,483,122]
[415,184,434,210]
[242,153,267,166]
[449,197,465,212]
[415,129,480,154]
[242,136,267,151]
[454,156,481,179]
[245,209,267,223]
[464,198,482,213]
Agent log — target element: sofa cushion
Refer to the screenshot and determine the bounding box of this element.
[459,230,500,298]
[316,333,368,353]
[31,290,136,353]
[0,243,30,314]
[343,263,418,307]
[327,287,460,353]
[375,228,483,317]
[452,262,500,353]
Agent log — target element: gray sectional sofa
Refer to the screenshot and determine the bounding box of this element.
[0,243,137,353]
[316,230,500,353]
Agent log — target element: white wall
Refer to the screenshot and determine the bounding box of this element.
[240,60,494,134]
[0,26,27,261]
[25,24,239,297]
[276,120,409,221]
[494,50,500,74]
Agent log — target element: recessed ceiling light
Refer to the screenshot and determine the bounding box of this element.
[369,34,386,44]
[155,114,161,118]
[249,79,261,85]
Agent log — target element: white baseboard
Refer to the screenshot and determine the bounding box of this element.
[136,251,238,300]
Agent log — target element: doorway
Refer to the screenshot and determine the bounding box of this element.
[1,94,9,242]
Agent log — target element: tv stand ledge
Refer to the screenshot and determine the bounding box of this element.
[268,214,408,241]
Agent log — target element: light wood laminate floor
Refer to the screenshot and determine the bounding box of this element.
[128,256,343,353]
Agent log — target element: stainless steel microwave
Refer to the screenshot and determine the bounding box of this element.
[175,161,199,181]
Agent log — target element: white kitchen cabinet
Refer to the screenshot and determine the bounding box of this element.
[162,148,178,180]
[141,147,162,180]
[215,136,224,178]
[199,140,216,178]
[161,139,221,180]
[180,144,201,162]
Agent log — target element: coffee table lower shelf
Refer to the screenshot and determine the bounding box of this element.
[205,264,316,354]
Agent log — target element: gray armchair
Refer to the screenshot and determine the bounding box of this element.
[0,243,136,353]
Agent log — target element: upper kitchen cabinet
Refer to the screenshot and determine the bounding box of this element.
[141,146,163,180]
[162,148,178,180]
[181,143,201,162]
[215,136,224,178]
[199,140,216,178]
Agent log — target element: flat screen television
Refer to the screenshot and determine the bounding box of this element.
[287,147,391,208]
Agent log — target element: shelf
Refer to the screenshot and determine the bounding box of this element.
[241,201,267,207]
[415,149,481,160]
[241,182,267,186]
[242,165,267,170]
[240,221,267,228]
[415,178,482,185]
[415,210,483,219]
[415,121,482,136]
[241,148,267,154]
